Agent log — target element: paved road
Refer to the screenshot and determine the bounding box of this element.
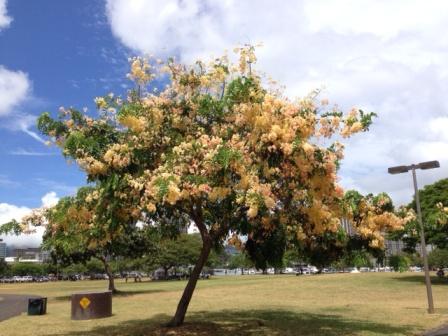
[0,294,40,322]
[424,325,448,336]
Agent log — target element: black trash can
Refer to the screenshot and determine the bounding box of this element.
[28,297,47,315]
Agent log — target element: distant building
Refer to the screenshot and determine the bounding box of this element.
[6,245,13,257]
[384,239,405,257]
[12,247,51,263]
[340,218,356,236]
[0,241,6,259]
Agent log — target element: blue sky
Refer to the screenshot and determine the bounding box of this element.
[0,0,131,208]
[1,0,447,247]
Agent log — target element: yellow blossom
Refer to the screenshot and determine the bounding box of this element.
[350,121,363,133]
[247,206,258,218]
[146,202,156,213]
[166,184,181,205]
[94,97,107,109]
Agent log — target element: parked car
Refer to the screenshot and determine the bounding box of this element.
[0,277,13,283]
[296,265,318,275]
[90,273,108,280]
[296,267,311,275]
[32,276,49,282]
[200,272,210,279]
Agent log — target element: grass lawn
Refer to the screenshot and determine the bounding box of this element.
[1,272,448,336]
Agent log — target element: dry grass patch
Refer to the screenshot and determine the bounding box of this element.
[1,273,448,335]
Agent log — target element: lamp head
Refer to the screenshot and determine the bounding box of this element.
[418,161,440,170]
[388,165,409,174]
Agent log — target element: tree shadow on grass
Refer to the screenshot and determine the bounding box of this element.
[392,275,448,285]
[53,289,167,302]
[50,309,416,336]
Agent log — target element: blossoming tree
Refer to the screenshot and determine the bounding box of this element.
[2,186,156,293]
[35,46,406,326]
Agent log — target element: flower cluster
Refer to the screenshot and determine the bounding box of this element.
[127,57,155,85]
[103,144,132,169]
[345,192,413,248]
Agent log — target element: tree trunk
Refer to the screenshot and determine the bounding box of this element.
[164,267,169,280]
[168,234,212,326]
[101,257,117,294]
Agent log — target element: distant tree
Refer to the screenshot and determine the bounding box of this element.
[0,258,10,276]
[282,249,301,268]
[428,249,448,269]
[228,252,254,274]
[4,186,158,293]
[408,253,423,267]
[388,254,410,272]
[349,250,373,268]
[390,178,448,251]
[204,248,225,270]
[11,263,44,276]
[149,233,202,279]
[85,258,105,274]
[63,263,88,276]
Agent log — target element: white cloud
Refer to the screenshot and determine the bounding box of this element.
[0,192,59,248]
[106,0,448,205]
[303,0,448,39]
[41,191,59,208]
[1,113,47,144]
[9,148,56,156]
[0,67,30,116]
[0,0,12,30]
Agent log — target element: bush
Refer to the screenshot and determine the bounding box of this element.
[86,258,104,274]
[63,263,88,276]
[389,255,410,272]
[10,262,45,276]
[0,258,10,276]
[428,249,448,268]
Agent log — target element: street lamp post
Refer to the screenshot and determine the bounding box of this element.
[388,160,439,314]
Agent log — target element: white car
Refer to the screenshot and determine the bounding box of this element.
[410,266,422,272]
[309,266,318,274]
[12,276,21,283]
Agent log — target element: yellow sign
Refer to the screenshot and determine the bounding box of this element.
[79,297,91,309]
